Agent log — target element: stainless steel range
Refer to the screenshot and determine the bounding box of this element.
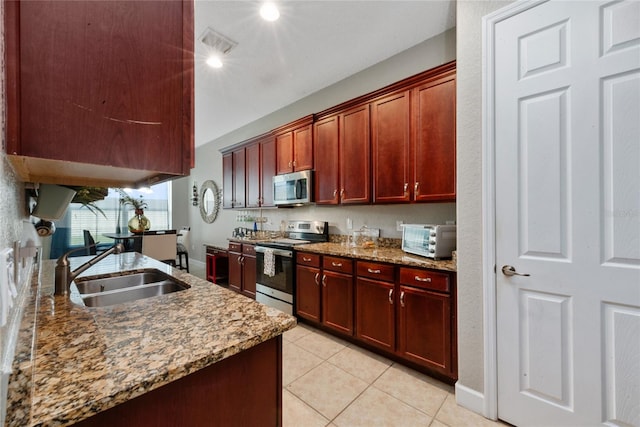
[255,220,328,315]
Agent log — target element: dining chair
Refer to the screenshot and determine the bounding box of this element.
[176,227,190,272]
[141,230,177,266]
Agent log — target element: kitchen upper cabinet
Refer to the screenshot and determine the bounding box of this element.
[245,143,261,208]
[313,115,340,204]
[371,90,411,203]
[4,0,194,188]
[275,116,314,174]
[222,149,246,209]
[260,136,277,207]
[314,104,370,205]
[412,73,456,202]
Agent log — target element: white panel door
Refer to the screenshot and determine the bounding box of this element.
[493,1,640,425]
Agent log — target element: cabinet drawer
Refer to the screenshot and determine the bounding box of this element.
[297,252,320,267]
[399,267,450,293]
[356,261,394,282]
[228,242,241,253]
[323,256,353,274]
[242,244,256,256]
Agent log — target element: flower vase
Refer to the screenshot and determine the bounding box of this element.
[128,209,150,233]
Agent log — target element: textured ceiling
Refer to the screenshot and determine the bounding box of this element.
[194,1,456,147]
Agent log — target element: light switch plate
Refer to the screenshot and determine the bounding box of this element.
[396,221,404,231]
[346,218,353,230]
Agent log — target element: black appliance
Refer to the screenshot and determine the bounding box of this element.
[255,220,328,314]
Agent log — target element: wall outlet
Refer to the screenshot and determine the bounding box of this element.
[396,220,404,231]
[346,218,353,230]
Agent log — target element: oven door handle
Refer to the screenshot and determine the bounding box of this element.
[255,246,293,258]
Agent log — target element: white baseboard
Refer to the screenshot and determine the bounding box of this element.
[455,382,490,418]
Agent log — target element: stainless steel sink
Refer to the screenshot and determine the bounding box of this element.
[73,269,190,307]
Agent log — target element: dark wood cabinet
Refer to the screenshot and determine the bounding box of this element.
[295,253,321,322]
[355,261,395,352]
[227,242,255,298]
[275,116,314,174]
[371,90,411,203]
[245,143,261,208]
[222,153,234,209]
[340,104,371,204]
[260,136,277,207]
[4,0,194,188]
[222,148,246,209]
[412,73,456,202]
[313,115,340,204]
[321,256,354,335]
[397,267,454,377]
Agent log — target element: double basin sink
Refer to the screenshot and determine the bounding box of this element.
[73,269,190,308]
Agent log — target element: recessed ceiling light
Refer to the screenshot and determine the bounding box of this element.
[260,2,280,22]
[206,55,223,69]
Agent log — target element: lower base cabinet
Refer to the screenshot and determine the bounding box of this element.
[296,253,457,381]
[75,337,283,427]
[228,242,256,299]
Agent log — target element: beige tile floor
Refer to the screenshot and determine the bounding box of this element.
[189,263,506,426]
[283,324,506,427]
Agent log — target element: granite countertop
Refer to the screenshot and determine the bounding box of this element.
[297,242,457,272]
[7,252,296,426]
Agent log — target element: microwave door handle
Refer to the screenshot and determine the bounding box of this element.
[295,180,303,199]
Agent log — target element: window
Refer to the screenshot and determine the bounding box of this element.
[66,183,172,247]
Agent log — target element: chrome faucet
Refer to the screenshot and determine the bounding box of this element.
[54,243,124,296]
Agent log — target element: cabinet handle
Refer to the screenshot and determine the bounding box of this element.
[314,273,320,285]
[414,182,419,194]
[303,257,312,262]
[414,275,432,283]
[403,183,408,194]
[333,189,338,199]
[331,262,343,267]
[367,268,381,274]
[400,291,405,307]
[322,275,327,287]
[340,189,345,198]
[237,256,242,265]
[288,161,292,168]
[293,160,297,167]
[388,289,394,304]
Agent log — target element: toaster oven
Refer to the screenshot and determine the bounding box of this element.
[401,224,456,259]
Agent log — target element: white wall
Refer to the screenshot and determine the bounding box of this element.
[175,28,457,258]
[456,0,513,406]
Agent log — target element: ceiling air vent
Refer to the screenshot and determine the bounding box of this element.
[199,27,238,54]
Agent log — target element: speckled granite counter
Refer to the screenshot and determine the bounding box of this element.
[296,242,457,272]
[6,252,296,426]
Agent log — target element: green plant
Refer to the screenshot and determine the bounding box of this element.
[67,186,109,218]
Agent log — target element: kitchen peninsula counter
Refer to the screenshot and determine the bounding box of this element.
[6,252,296,426]
[297,242,457,272]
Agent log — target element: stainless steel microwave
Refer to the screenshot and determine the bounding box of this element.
[273,170,313,206]
[401,224,456,259]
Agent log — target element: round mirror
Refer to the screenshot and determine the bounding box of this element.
[199,180,221,224]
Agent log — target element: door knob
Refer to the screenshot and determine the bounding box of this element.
[501,265,530,277]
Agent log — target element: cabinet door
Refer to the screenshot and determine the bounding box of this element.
[245,143,261,208]
[371,90,411,203]
[314,116,340,205]
[260,136,276,207]
[222,153,234,209]
[296,265,321,323]
[276,131,293,174]
[228,252,242,294]
[397,285,452,375]
[6,1,193,179]
[293,124,313,171]
[413,75,456,202]
[322,271,354,336]
[340,104,371,204]
[242,254,256,299]
[232,149,246,208]
[355,277,395,352]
